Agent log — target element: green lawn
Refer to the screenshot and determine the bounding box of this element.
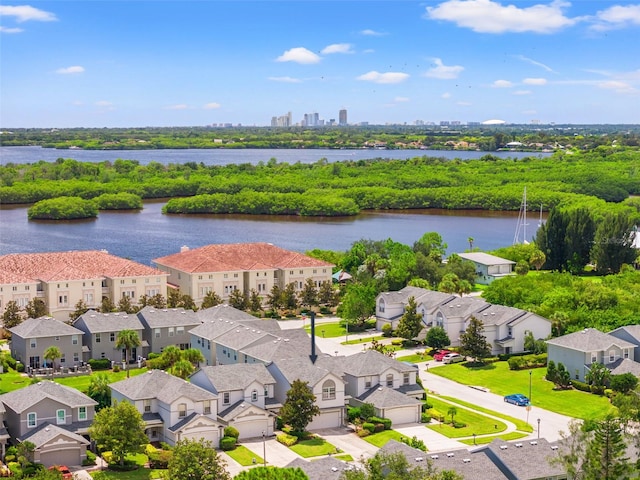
[341,335,384,345]
[90,468,165,480]
[290,437,337,458]
[333,454,354,462]
[397,353,433,363]
[428,362,615,420]
[436,395,533,433]
[0,370,32,394]
[459,431,529,446]
[362,430,406,448]
[226,445,264,466]
[426,397,508,438]
[305,322,346,338]
[55,368,148,392]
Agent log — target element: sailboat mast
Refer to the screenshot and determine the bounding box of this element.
[523,186,527,243]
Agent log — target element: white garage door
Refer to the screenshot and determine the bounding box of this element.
[385,407,418,426]
[40,449,81,467]
[234,420,269,440]
[307,410,341,431]
[183,429,219,445]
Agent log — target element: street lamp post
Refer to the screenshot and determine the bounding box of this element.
[345,321,349,344]
[262,431,266,467]
[529,370,532,403]
[473,433,476,445]
[537,418,541,440]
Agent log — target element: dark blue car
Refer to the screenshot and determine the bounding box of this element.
[504,394,530,406]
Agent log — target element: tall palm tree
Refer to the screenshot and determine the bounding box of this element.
[43,346,62,378]
[171,359,194,379]
[115,330,141,378]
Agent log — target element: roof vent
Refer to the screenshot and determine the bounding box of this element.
[462,458,471,463]
[491,312,495,315]
[331,467,338,472]
[551,445,559,450]
[530,441,538,445]
[483,313,488,316]
[162,309,168,312]
[430,455,439,460]
[500,445,508,450]
[415,457,423,462]
[90,314,96,317]
[446,453,454,458]
[515,443,523,448]
[180,245,189,252]
[114,312,120,316]
[150,310,155,313]
[284,339,289,342]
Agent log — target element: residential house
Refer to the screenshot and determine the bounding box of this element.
[457,252,515,285]
[376,286,431,330]
[0,381,96,466]
[608,325,640,363]
[136,306,201,354]
[0,403,10,459]
[267,356,347,430]
[286,456,352,480]
[152,243,333,304]
[546,328,636,382]
[190,364,277,438]
[9,317,84,371]
[109,369,220,446]
[479,438,567,480]
[0,250,168,321]
[337,350,423,425]
[73,310,146,364]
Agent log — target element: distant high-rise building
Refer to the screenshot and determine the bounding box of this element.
[302,112,320,127]
[272,112,292,127]
[339,109,347,126]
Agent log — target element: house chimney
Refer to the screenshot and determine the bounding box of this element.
[180,245,189,253]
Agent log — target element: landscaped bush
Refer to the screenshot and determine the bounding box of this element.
[102,451,114,464]
[373,423,385,433]
[498,351,531,361]
[224,426,240,439]
[381,324,393,337]
[421,413,431,423]
[2,355,17,371]
[590,385,605,395]
[276,433,298,447]
[112,364,120,373]
[357,429,370,437]
[147,448,172,468]
[453,422,467,428]
[220,436,237,451]
[401,435,426,451]
[83,451,97,466]
[391,339,403,346]
[276,416,285,430]
[88,358,111,370]
[347,406,361,423]
[422,402,433,412]
[368,416,392,430]
[362,422,376,434]
[359,403,375,420]
[571,379,591,392]
[507,353,547,370]
[147,352,160,360]
[15,362,24,372]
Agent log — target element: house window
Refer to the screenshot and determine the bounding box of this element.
[60,354,65,363]
[203,401,211,415]
[223,393,230,405]
[78,406,87,421]
[55,336,60,341]
[264,387,269,398]
[56,409,66,425]
[251,390,258,402]
[73,352,79,362]
[144,399,151,413]
[234,273,238,278]
[378,300,385,313]
[609,350,615,362]
[95,333,101,343]
[120,280,125,285]
[365,377,372,389]
[313,269,317,274]
[110,332,115,342]
[168,327,175,337]
[58,295,68,306]
[177,327,184,335]
[386,374,394,387]
[178,403,187,418]
[27,412,37,428]
[322,380,336,400]
[72,335,78,345]
[624,350,630,359]
[155,329,161,338]
[224,274,228,279]
[591,353,597,363]
[299,270,303,274]
[84,293,94,304]
[30,338,37,348]
[403,373,410,385]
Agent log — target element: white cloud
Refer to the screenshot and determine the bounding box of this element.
[425,0,576,34]
[276,47,321,64]
[441,92,452,99]
[596,80,637,95]
[360,29,386,36]
[268,76,302,83]
[0,26,23,33]
[0,5,57,22]
[424,58,464,79]
[165,104,189,110]
[523,77,548,85]
[56,66,85,74]
[591,4,640,31]
[513,54,555,73]
[356,71,409,84]
[321,43,354,54]
[492,79,513,88]
[95,101,112,107]
[513,90,532,95]
[457,101,472,106]
[394,96,410,102]
[203,103,221,110]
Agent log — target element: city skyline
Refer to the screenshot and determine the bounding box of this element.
[1,1,639,128]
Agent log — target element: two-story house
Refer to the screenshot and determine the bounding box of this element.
[190,363,277,439]
[9,317,84,371]
[457,252,516,285]
[0,381,96,466]
[73,310,146,363]
[137,306,201,354]
[608,325,640,363]
[546,328,637,382]
[109,369,221,446]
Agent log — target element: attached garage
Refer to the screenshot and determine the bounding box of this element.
[381,405,421,425]
[21,424,89,467]
[355,386,422,427]
[307,408,343,431]
[220,403,274,439]
[39,448,83,468]
[173,414,220,447]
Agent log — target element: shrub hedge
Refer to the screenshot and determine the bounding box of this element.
[220,436,237,451]
[276,433,298,447]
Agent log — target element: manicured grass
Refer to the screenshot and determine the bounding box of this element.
[362,430,405,448]
[0,370,32,394]
[426,397,507,438]
[428,362,615,420]
[91,468,165,480]
[341,335,384,345]
[55,368,148,392]
[397,353,433,363]
[459,431,529,446]
[333,454,354,462]
[437,395,533,433]
[290,437,337,458]
[226,445,263,466]
[305,322,346,338]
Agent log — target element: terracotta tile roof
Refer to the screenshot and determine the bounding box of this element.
[153,242,333,273]
[0,250,166,282]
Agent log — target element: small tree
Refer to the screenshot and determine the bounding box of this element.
[610,373,639,394]
[171,359,195,379]
[100,296,116,313]
[3,300,23,329]
[585,362,611,392]
[115,329,141,378]
[281,283,299,311]
[69,299,89,321]
[89,401,148,467]
[16,441,35,469]
[279,379,320,434]
[165,438,231,480]
[87,372,111,411]
[228,289,248,310]
[318,280,338,307]
[514,260,529,275]
[25,298,47,319]
[396,296,423,343]
[248,289,262,312]
[529,249,546,271]
[118,295,136,314]
[299,278,318,309]
[447,406,458,425]
[43,345,62,377]
[425,326,450,350]
[266,285,283,312]
[147,293,167,309]
[201,290,223,309]
[167,289,181,308]
[458,316,491,363]
[234,466,307,480]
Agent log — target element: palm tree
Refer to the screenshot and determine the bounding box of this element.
[115,330,141,378]
[467,237,474,251]
[87,372,111,410]
[181,348,204,367]
[162,345,182,368]
[171,359,195,379]
[447,406,458,425]
[43,345,62,378]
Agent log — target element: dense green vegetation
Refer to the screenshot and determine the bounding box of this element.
[2,149,639,219]
[27,196,98,220]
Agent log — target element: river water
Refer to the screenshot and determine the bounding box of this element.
[0,146,546,264]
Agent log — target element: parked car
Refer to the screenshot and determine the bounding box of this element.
[433,349,453,361]
[442,353,465,364]
[504,394,530,406]
[49,465,73,479]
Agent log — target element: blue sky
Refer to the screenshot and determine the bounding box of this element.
[1,1,639,127]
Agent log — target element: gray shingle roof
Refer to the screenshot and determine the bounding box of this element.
[195,364,276,392]
[9,316,83,338]
[484,438,565,480]
[214,327,274,351]
[0,380,96,413]
[197,304,262,323]
[340,350,417,377]
[137,306,201,328]
[438,296,490,318]
[473,304,530,327]
[378,286,430,304]
[19,422,90,448]
[610,325,640,343]
[458,252,516,266]
[110,369,216,404]
[270,357,339,387]
[190,318,238,341]
[357,385,422,409]
[607,358,640,376]
[241,328,314,363]
[546,328,636,352]
[218,399,272,422]
[74,310,144,333]
[286,456,351,480]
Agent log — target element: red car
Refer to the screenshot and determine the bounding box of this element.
[433,349,453,361]
[48,465,73,479]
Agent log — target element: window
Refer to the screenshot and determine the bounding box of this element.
[177,327,184,335]
[198,275,203,280]
[322,380,336,400]
[365,377,372,389]
[378,300,385,313]
[224,274,228,279]
[233,273,238,278]
[72,334,78,345]
[155,329,161,338]
[58,294,68,306]
[200,286,212,296]
[313,269,317,274]
[95,333,101,343]
[60,354,65,363]
[178,403,187,418]
[56,409,66,425]
[299,270,303,274]
[251,390,258,402]
[403,372,410,385]
[203,400,211,415]
[120,280,125,285]
[110,332,115,342]
[78,406,87,421]
[386,374,394,387]
[27,412,37,428]
[289,270,293,275]
[609,350,615,362]
[73,352,79,362]
[223,392,230,405]
[168,327,175,337]
[591,353,597,363]
[84,293,94,304]
[144,399,151,413]
[264,387,269,398]
[624,350,630,359]
[30,338,37,348]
